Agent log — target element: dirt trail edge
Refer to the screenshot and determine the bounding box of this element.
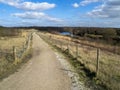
[0,33,71,90]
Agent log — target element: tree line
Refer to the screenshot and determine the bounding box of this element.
[0,26,120,45]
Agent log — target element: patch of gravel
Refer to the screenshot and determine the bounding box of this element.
[55,51,90,90]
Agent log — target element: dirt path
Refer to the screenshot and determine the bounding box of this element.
[0,33,71,90]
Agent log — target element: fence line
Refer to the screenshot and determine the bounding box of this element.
[39,32,120,90]
[96,48,100,76]
[15,33,33,64]
[0,33,33,64]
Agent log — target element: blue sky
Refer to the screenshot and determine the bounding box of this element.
[0,0,120,27]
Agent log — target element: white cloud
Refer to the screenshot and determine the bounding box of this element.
[88,0,120,18]
[16,2,55,11]
[0,0,56,10]
[72,3,79,8]
[72,0,100,8]
[80,0,100,6]
[0,0,19,5]
[12,12,63,22]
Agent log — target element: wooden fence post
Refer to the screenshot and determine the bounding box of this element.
[51,39,53,45]
[53,39,55,45]
[56,40,58,47]
[54,40,57,46]
[50,36,52,44]
[96,48,100,76]
[13,46,16,61]
[23,45,26,53]
[67,42,69,52]
[61,42,62,50]
[27,37,30,50]
[76,44,79,59]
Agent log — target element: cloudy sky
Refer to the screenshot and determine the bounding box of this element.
[0,0,120,27]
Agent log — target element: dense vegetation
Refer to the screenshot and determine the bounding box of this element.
[1,26,120,45]
[72,27,120,45]
[29,26,120,45]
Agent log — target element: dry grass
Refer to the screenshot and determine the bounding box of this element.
[40,32,120,90]
[98,51,120,90]
[0,29,34,50]
[0,37,26,50]
[47,32,120,54]
[0,29,34,80]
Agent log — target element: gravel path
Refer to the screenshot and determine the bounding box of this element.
[0,33,71,90]
[54,49,90,90]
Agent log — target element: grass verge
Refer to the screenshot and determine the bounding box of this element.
[50,44,107,90]
[0,41,33,81]
[39,32,119,90]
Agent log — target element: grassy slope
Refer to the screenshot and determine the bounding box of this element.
[40,32,120,90]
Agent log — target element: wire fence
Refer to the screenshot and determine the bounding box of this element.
[39,32,120,90]
[0,33,33,63]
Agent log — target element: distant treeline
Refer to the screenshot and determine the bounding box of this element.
[27,26,120,37]
[21,26,120,37]
[0,26,120,45]
[30,26,120,45]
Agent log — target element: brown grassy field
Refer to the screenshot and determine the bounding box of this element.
[0,29,33,80]
[0,37,26,50]
[39,32,120,90]
[46,32,120,54]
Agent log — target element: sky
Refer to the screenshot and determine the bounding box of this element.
[0,0,120,27]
